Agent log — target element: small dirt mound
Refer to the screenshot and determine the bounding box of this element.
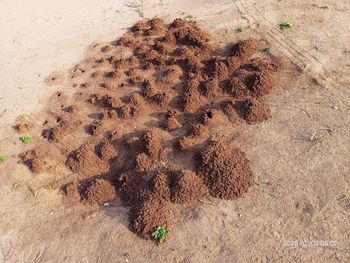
[241,98,271,124]
[143,129,163,161]
[178,124,209,151]
[49,116,82,142]
[163,110,181,130]
[171,170,207,204]
[129,197,171,239]
[230,38,258,59]
[197,141,254,199]
[82,179,117,205]
[118,171,150,206]
[16,122,33,133]
[66,139,110,177]
[149,172,172,201]
[20,149,45,173]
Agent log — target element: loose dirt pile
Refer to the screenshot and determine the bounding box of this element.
[21,18,279,241]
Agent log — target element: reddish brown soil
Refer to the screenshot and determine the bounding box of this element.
[20,150,45,173]
[16,123,32,133]
[82,179,117,205]
[170,170,207,204]
[65,138,112,177]
[197,141,254,199]
[64,178,117,205]
[48,116,82,142]
[129,197,171,239]
[241,98,271,124]
[21,17,280,241]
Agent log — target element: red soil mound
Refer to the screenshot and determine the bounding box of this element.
[163,110,181,130]
[82,179,117,205]
[20,150,45,173]
[49,116,82,142]
[230,38,259,59]
[171,170,207,204]
[241,98,271,124]
[149,171,172,201]
[197,141,254,199]
[129,197,171,239]
[66,139,110,177]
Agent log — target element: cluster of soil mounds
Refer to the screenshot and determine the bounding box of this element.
[21,17,280,241]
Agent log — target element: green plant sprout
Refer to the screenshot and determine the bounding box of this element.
[262,47,272,52]
[20,135,32,144]
[184,14,193,19]
[123,251,131,262]
[151,226,168,243]
[0,155,6,164]
[279,22,291,30]
[236,27,243,33]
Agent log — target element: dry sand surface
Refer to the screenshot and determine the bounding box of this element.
[0,0,350,262]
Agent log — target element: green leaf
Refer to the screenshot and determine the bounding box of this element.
[262,47,272,52]
[236,27,243,33]
[279,22,291,30]
[20,135,32,144]
[0,155,6,164]
[151,226,168,243]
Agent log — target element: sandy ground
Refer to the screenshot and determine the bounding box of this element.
[0,0,349,262]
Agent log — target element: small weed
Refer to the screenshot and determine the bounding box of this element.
[319,6,328,9]
[20,135,32,144]
[279,22,291,30]
[151,226,168,243]
[236,27,243,33]
[123,251,131,262]
[262,47,272,53]
[184,14,193,19]
[0,155,6,164]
